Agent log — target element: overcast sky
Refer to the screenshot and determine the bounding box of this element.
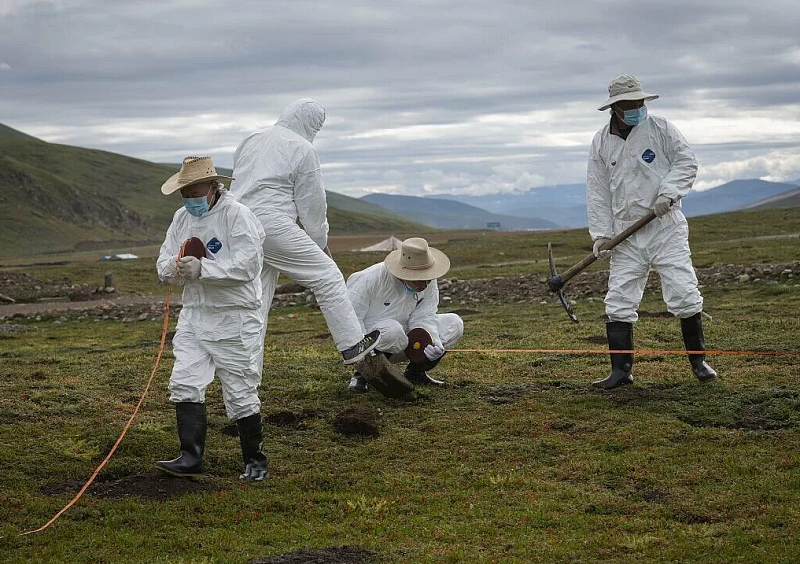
[2,0,800,197]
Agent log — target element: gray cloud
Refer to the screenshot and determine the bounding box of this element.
[1,0,799,196]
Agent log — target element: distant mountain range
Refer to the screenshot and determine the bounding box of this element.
[680,179,799,217]
[746,187,800,211]
[2,120,798,259]
[361,193,558,230]
[426,184,589,227]
[418,178,800,228]
[0,123,429,259]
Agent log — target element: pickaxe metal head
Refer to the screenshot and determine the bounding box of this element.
[547,243,578,323]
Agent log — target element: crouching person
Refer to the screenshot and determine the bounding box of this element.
[155,156,268,481]
[346,237,463,392]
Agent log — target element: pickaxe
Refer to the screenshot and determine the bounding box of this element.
[547,210,658,322]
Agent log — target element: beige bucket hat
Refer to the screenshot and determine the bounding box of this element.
[161,156,233,195]
[598,74,659,111]
[384,237,450,281]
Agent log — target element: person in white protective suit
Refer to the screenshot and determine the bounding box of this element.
[155,156,269,481]
[346,237,464,392]
[586,75,717,389]
[230,98,379,365]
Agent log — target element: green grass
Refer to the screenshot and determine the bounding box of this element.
[2,206,800,562]
[10,206,798,298]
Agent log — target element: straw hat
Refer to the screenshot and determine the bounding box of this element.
[161,156,233,195]
[597,75,659,111]
[384,237,450,281]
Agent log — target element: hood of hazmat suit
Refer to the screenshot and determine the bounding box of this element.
[275,98,326,142]
[231,98,329,248]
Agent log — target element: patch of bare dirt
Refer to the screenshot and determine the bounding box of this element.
[248,546,375,564]
[638,310,673,318]
[333,407,380,437]
[672,509,723,525]
[41,472,222,500]
[0,270,102,303]
[266,409,320,427]
[582,335,607,344]
[479,381,593,404]
[0,294,173,322]
[0,323,33,333]
[438,261,799,305]
[447,308,481,316]
[2,261,797,320]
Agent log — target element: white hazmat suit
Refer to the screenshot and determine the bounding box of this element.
[347,263,464,358]
[157,190,266,420]
[231,99,365,351]
[586,114,702,323]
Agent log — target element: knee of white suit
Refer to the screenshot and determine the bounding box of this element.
[306,267,346,300]
[371,319,408,354]
[223,392,261,421]
[605,303,639,324]
[605,275,644,323]
[666,292,703,319]
[169,381,206,404]
[438,313,464,349]
[218,371,262,420]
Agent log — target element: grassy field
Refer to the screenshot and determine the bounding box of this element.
[5,207,800,294]
[1,207,800,563]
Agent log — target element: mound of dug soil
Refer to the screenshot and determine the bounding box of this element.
[41,472,222,500]
[333,407,380,437]
[248,546,374,564]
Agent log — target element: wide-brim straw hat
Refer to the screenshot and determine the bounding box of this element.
[161,156,233,195]
[598,74,659,111]
[384,237,450,281]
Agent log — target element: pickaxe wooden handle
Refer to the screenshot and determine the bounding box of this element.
[548,210,657,294]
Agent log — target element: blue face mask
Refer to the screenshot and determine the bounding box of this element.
[182,197,210,217]
[622,106,647,126]
[403,283,417,295]
[182,186,213,217]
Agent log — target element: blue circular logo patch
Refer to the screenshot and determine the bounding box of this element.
[642,149,656,163]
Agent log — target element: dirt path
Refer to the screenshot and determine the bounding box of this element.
[0,293,175,319]
[1,261,797,320]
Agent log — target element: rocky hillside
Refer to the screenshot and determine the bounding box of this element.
[0,123,429,258]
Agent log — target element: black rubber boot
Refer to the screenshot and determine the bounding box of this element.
[236,413,268,482]
[681,312,717,382]
[593,321,634,389]
[404,354,446,386]
[155,402,206,477]
[348,372,369,393]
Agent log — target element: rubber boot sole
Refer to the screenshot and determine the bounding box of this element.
[155,461,203,478]
[357,354,414,398]
[592,371,634,390]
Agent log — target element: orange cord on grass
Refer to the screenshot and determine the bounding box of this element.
[19,286,173,536]
[450,348,800,356]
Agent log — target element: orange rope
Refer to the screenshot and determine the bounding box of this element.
[20,286,173,536]
[450,348,799,356]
